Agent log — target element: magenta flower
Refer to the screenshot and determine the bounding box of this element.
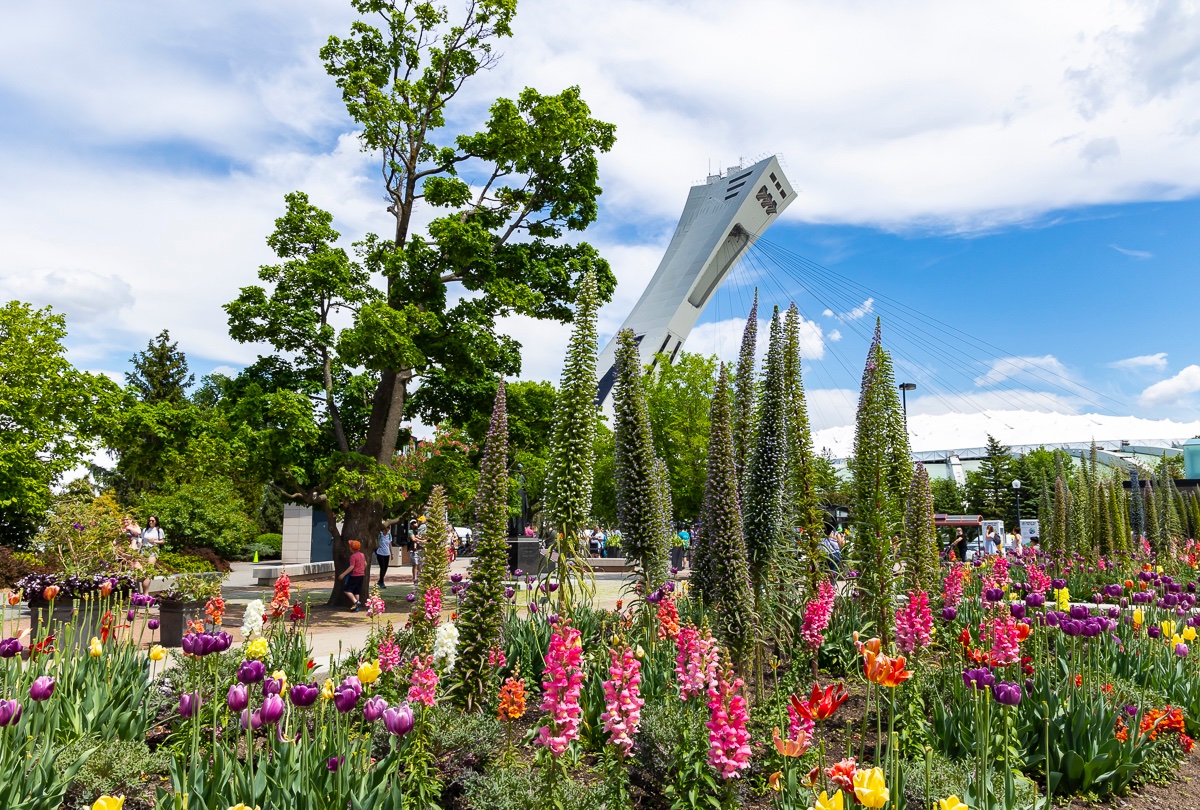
[674,625,719,701]
[0,699,22,726]
[333,685,359,713]
[288,682,319,707]
[28,677,55,702]
[894,591,933,654]
[800,580,836,650]
[706,668,751,779]
[384,703,415,736]
[379,635,401,673]
[227,683,249,712]
[988,615,1022,667]
[364,694,389,722]
[423,588,442,624]
[600,646,644,757]
[535,622,585,756]
[407,655,439,708]
[178,690,200,717]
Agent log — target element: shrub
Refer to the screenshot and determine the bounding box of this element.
[457,765,605,810]
[155,551,217,574]
[59,736,170,809]
[0,546,53,587]
[138,477,257,559]
[231,532,283,561]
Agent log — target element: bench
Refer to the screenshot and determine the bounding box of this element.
[252,561,337,585]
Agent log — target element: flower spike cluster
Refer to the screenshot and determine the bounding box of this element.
[535,622,585,756]
[675,624,719,700]
[600,646,644,757]
[705,666,751,779]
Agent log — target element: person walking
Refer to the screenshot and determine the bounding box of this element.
[411,517,427,582]
[1012,525,1023,555]
[984,525,999,556]
[376,527,393,588]
[339,540,366,612]
[820,526,846,578]
[138,516,165,595]
[950,527,965,561]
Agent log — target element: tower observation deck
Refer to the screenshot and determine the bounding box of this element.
[595,155,795,407]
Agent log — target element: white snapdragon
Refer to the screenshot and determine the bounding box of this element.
[241,598,266,639]
[433,622,459,672]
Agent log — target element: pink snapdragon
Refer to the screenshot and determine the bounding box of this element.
[705,668,751,779]
[987,616,1021,667]
[985,556,1009,592]
[894,591,933,654]
[407,655,439,707]
[942,563,967,608]
[379,635,401,672]
[600,646,644,757]
[366,593,386,617]
[535,622,585,756]
[787,699,814,741]
[423,588,442,624]
[675,624,719,700]
[800,579,836,650]
[1025,562,1051,595]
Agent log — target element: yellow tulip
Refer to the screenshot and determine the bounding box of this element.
[1133,608,1144,629]
[634,645,645,660]
[1162,620,1177,638]
[938,797,968,810]
[357,660,382,685]
[852,767,889,809]
[271,669,288,688]
[322,679,335,700]
[1185,626,1197,642]
[245,638,269,660]
[89,637,103,658]
[148,645,167,662]
[227,804,261,810]
[92,797,125,810]
[812,789,844,810]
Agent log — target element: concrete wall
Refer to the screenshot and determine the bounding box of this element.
[282,504,311,565]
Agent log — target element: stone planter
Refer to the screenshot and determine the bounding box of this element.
[159,599,206,648]
[29,598,104,651]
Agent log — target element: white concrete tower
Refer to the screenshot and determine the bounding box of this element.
[596,155,795,407]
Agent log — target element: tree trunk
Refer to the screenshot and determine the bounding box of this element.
[327,505,382,607]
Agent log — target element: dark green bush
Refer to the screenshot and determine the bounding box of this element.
[59,736,170,809]
[138,478,257,559]
[155,551,217,574]
[232,532,283,561]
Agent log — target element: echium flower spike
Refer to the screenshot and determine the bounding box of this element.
[744,307,787,587]
[411,485,452,647]
[732,289,758,499]
[451,381,510,710]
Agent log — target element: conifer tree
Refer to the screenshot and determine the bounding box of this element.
[693,364,754,665]
[612,329,669,589]
[744,307,787,590]
[1129,471,1144,541]
[1038,474,1053,552]
[1145,484,1162,552]
[452,382,510,709]
[732,291,759,498]
[543,270,600,609]
[850,319,912,646]
[1050,476,1068,564]
[903,462,939,592]
[126,329,195,404]
[781,303,823,583]
[1097,481,1113,557]
[411,485,452,648]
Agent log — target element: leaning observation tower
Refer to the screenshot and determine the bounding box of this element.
[595,155,795,407]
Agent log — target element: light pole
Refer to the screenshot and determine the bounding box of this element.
[1012,479,1021,523]
[899,382,917,422]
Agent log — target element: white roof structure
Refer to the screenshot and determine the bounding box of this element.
[596,155,795,407]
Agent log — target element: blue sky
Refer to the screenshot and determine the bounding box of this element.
[3,0,1200,450]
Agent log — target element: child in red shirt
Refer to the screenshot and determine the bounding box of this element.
[339,539,367,612]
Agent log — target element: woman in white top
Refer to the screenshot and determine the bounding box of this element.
[138,515,165,595]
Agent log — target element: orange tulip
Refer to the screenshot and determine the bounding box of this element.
[863,649,888,683]
[5,590,20,606]
[768,771,783,791]
[43,585,60,600]
[853,633,882,655]
[773,727,811,757]
[874,655,912,688]
[1016,623,1031,642]
[99,580,113,597]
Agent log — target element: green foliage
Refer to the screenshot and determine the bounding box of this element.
[458,765,606,810]
[744,307,787,587]
[612,329,669,590]
[644,350,717,524]
[454,382,511,709]
[126,329,194,405]
[0,741,92,810]
[393,427,479,523]
[0,301,119,542]
[732,290,758,499]
[60,736,170,808]
[412,485,453,647]
[155,551,218,574]
[965,434,1015,521]
[139,477,258,559]
[781,303,822,541]
[902,462,939,593]
[590,423,617,527]
[32,491,125,576]
[544,270,600,608]
[693,365,754,664]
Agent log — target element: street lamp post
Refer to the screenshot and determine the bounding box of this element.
[1012,479,1021,523]
[899,382,917,422]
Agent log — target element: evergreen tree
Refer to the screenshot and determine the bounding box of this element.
[781,303,823,583]
[849,319,912,647]
[974,435,1014,521]
[543,270,600,609]
[903,462,939,593]
[126,329,195,404]
[1129,470,1144,541]
[612,329,669,589]
[452,382,510,709]
[411,485,453,648]
[1038,474,1053,552]
[744,308,787,590]
[732,291,759,498]
[1097,480,1113,557]
[1145,484,1161,552]
[1050,476,1068,563]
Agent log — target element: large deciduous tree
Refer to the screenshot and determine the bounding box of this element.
[224,1,616,602]
[0,302,118,545]
[643,350,717,524]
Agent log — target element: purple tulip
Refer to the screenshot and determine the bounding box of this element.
[1010,603,1026,620]
[504,587,515,600]
[327,756,343,772]
[1149,626,1163,639]
[383,703,415,736]
[179,690,201,717]
[665,580,676,593]
[547,582,559,593]
[0,637,21,658]
[993,681,1022,706]
[1126,704,1139,717]
[364,694,389,722]
[1069,605,1090,621]
[241,708,263,730]
[289,683,320,708]
[405,593,416,603]
[528,602,539,614]
[514,569,523,577]
[1177,643,1190,658]
[1045,612,1061,628]
[548,613,559,625]
[1189,582,1197,593]
[941,606,958,621]
[333,685,359,713]
[29,676,55,702]
[260,694,285,724]
[984,587,1004,603]
[148,619,160,630]
[263,676,284,696]
[1025,593,1045,608]
[963,668,995,690]
[1051,578,1067,589]
[450,573,463,583]
[227,683,249,712]
[646,590,662,604]
[341,676,363,697]
[237,660,266,684]
[0,699,22,726]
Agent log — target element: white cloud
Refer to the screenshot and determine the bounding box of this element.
[685,314,826,369]
[1109,352,1168,370]
[1140,365,1200,407]
[1109,244,1154,259]
[829,329,843,342]
[973,355,1076,389]
[822,308,835,318]
[1,268,134,325]
[832,298,875,323]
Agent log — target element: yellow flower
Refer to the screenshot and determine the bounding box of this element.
[634,645,645,660]
[271,669,288,688]
[88,637,103,658]
[1133,608,1144,629]
[1157,565,1163,573]
[852,768,889,809]
[322,679,335,700]
[245,637,269,660]
[148,645,167,662]
[812,789,844,810]
[357,660,382,685]
[1185,626,1197,642]
[1173,634,1185,647]
[937,798,968,810]
[1162,620,1177,638]
[227,805,261,810]
[1055,588,1070,612]
[92,797,125,810]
